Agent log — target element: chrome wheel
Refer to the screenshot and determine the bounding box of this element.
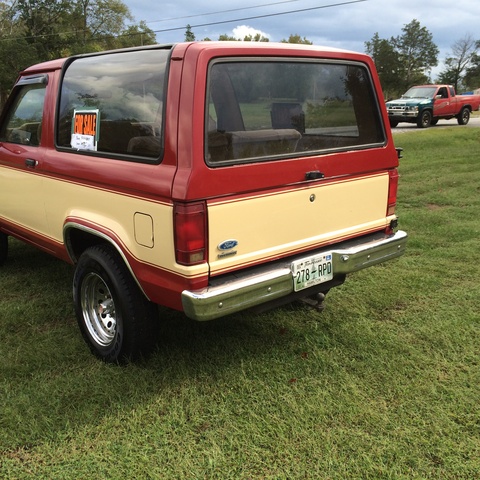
[80,272,117,347]
[73,244,158,363]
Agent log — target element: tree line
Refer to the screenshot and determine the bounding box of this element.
[0,1,478,106]
[364,19,480,99]
[188,19,480,99]
[0,0,157,106]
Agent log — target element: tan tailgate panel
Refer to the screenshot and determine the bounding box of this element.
[208,173,390,275]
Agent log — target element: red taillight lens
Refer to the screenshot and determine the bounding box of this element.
[387,169,399,216]
[174,202,207,266]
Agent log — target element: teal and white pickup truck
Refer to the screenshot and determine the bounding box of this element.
[386,84,480,128]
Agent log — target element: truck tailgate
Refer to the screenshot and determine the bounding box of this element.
[207,172,391,276]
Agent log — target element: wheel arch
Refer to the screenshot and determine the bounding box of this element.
[63,222,150,299]
[418,107,434,121]
[417,108,433,128]
[420,107,433,115]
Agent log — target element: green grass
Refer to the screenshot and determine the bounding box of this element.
[1,128,479,479]
[238,100,357,130]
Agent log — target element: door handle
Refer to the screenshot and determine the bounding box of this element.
[25,158,38,167]
[305,170,325,180]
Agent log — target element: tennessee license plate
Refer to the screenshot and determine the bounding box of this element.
[291,252,333,292]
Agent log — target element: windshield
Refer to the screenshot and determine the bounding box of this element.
[401,87,437,99]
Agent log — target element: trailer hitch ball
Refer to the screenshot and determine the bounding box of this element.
[299,292,326,312]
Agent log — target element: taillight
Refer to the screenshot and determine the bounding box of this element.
[174,202,207,266]
[387,169,399,216]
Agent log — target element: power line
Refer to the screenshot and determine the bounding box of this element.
[141,0,301,25]
[150,0,368,35]
[1,0,368,43]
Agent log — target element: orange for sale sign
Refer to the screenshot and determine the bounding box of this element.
[71,109,99,151]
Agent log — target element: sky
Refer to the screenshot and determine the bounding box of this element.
[126,0,480,80]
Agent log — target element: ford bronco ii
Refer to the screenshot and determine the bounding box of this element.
[0,42,407,362]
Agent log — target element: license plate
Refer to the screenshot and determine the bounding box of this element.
[291,252,333,292]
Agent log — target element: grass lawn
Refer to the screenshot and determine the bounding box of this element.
[1,128,479,479]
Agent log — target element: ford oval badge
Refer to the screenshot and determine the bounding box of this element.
[218,239,238,251]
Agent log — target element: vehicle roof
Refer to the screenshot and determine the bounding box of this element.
[20,41,368,76]
[182,40,357,53]
[22,57,68,73]
[176,41,363,60]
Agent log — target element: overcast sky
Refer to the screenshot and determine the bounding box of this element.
[126,0,480,79]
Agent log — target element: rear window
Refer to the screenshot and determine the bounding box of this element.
[206,59,385,165]
[57,48,170,161]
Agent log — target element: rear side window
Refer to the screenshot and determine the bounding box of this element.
[206,60,385,165]
[57,48,170,161]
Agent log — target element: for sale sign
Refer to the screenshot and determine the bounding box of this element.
[71,109,100,151]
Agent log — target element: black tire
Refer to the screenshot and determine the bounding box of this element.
[389,119,399,128]
[457,107,470,125]
[417,110,432,128]
[0,232,8,266]
[73,244,158,363]
[430,118,439,126]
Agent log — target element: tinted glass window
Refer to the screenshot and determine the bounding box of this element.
[206,60,385,165]
[0,84,46,146]
[58,48,170,160]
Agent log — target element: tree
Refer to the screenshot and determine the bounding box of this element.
[4,0,153,57]
[184,24,195,42]
[115,22,157,48]
[14,0,74,60]
[281,34,312,45]
[365,32,402,99]
[365,20,439,97]
[391,19,439,88]
[0,2,38,106]
[437,35,478,91]
[463,46,480,91]
[0,0,157,105]
[217,33,269,42]
[0,35,37,107]
[69,0,137,53]
[244,33,269,42]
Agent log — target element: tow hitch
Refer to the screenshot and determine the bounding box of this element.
[298,292,327,312]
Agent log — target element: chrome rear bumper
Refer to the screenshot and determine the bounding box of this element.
[182,230,407,321]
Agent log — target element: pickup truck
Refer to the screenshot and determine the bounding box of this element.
[386,84,480,128]
[0,42,407,363]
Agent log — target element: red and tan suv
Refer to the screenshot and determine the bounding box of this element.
[0,42,407,362]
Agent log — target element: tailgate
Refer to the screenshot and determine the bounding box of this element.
[207,172,392,276]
